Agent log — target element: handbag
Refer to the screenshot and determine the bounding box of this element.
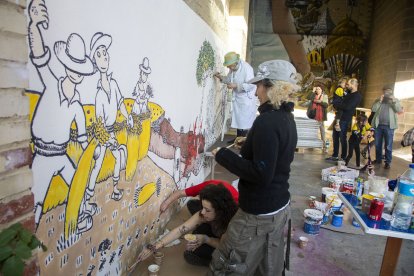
[307,106,316,119]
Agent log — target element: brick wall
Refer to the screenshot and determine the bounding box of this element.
[364,0,414,140]
[0,0,39,274]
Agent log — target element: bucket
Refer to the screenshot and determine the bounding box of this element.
[322,187,336,202]
[303,209,323,235]
[325,194,342,211]
[331,211,344,227]
[304,220,321,235]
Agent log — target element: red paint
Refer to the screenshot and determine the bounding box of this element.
[341,184,354,194]
[368,198,384,221]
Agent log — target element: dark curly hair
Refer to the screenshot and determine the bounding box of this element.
[199,184,238,236]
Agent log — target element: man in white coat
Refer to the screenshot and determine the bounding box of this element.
[214,52,257,143]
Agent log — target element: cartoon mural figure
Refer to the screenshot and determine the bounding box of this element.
[28,0,94,232]
[86,32,131,209]
[132,57,152,115]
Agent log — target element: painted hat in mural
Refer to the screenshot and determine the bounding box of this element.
[139,57,151,74]
[90,32,112,58]
[248,60,297,84]
[54,33,94,75]
[223,52,240,66]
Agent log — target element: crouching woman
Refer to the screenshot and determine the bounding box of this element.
[136,184,238,266]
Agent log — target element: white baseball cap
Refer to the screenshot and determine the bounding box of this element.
[248,60,297,84]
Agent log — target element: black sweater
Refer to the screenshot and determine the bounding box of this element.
[215,102,297,214]
[336,91,362,122]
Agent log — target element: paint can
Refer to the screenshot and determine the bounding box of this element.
[303,209,323,235]
[341,179,354,194]
[325,193,342,211]
[304,219,321,235]
[368,198,384,221]
[361,194,374,213]
[322,187,336,202]
[331,211,344,227]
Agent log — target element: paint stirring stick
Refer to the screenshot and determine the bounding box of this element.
[226,143,235,149]
[127,260,139,272]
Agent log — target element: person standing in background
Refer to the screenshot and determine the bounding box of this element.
[214,52,257,144]
[371,86,403,169]
[308,83,329,152]
[326,78,362,162]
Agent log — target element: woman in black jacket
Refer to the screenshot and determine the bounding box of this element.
[209,60,299,276]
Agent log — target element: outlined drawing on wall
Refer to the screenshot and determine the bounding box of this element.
[26,0,220,275]
[28,0,93,234]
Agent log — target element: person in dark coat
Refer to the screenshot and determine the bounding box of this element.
[209,60,299,276]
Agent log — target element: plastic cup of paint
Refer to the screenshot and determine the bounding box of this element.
[331,211,344,227]
[148,264,160,276]
[153,251,164,266]
[298,236,309,249]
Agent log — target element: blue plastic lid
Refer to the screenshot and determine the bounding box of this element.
[410,163,414,169]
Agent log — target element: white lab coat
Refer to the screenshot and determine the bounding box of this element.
[223,60,257,129]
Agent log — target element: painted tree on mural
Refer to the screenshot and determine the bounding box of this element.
[196,40,215,87]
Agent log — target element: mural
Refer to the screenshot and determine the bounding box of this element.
[286,0,371,100]
[26,0,228,274]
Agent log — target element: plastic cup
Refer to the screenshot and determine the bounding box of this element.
[184,234,196,242]
[298,236,309,249]
[148,264,160,276]
[153,251,164,266]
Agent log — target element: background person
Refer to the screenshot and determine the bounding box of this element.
[308,83,329,152]
[137,184,238,267]
[332,77,348,131]
[345,114,374,169]
[326,78,362,162]
[210,60,299,275]
[214,52,257,143]
[371,86,403,169]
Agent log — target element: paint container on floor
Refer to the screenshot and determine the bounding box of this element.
[298,236,309,249]
[326,194,342,211]
[303,209,323,235]
[322,187,336,202]
[331,211,344,227]
[148,264,160,276]
[153,251,164,266]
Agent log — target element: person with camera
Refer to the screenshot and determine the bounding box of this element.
[371,86,403,169]
[308,83,329,152]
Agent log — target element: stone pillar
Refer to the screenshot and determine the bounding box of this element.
[364,0,414,140]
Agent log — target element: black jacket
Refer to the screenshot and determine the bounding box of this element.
[215,101,297,214]
[336,91,362,122]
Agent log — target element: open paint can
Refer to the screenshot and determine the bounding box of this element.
[331,211,344,227]
[303,209,323,235]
